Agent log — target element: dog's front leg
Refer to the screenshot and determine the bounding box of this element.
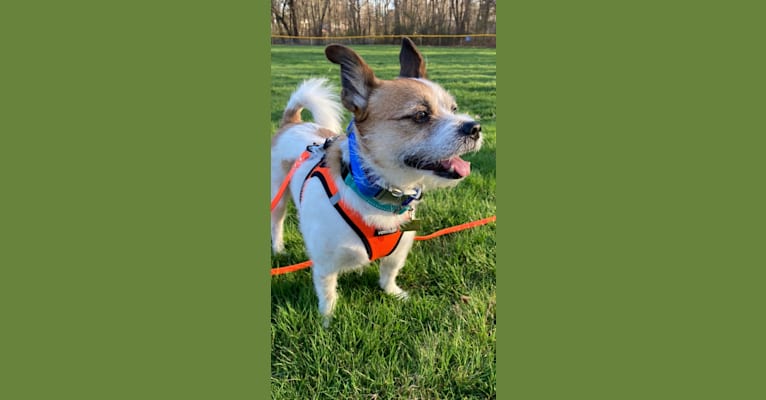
[312,267,339,327]
[378,232,416,300]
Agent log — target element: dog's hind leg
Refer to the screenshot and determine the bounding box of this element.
[312,267,339,327]
[270,160,291,254]
[378,232,416,300]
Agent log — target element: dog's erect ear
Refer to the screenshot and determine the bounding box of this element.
[325,44,379,118]
[399,37,427,79]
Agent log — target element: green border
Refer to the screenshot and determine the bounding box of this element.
[2,1,270,398]
[255,1,273,397]
[495,6,507,399]
[506,1,764,399]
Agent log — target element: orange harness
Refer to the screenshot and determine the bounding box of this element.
[301,154,404,261]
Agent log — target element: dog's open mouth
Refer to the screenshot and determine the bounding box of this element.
[404,156,471,179]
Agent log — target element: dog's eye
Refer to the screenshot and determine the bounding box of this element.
[413,111,430,123]
[451,105,458,112]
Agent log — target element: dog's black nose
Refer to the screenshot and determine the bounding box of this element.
[460,121,481,139]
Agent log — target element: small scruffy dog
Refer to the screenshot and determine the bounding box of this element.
[271,38,482,326]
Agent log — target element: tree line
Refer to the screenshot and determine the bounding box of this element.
[271,0,496,46]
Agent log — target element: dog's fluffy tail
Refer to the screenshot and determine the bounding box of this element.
[280,78,343,134]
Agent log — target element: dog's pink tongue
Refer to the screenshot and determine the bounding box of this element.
[441,156,471,177]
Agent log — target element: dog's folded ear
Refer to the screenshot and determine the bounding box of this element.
[325,44,379,119]
[399,37,427,79]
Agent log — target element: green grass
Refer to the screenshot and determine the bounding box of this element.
[271,44,496,399]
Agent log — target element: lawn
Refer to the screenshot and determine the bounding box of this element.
[270,44,496,399]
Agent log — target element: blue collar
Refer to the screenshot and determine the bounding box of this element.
[346,121,421,214]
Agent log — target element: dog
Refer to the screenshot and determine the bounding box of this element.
[271,38,482,326]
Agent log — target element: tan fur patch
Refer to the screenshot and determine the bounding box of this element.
[322,138,345,179]
[280,106,303,127]
[317,127,338,139]
[271,124,338,147]
[353,79,452,162]
[370,79,452,121]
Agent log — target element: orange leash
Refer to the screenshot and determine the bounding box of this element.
[271,260,313,276]
[413,215,496,241]
[271,215,496,276]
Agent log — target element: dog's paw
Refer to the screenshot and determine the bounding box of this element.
[385,286,409,301]
[321,315,332,329]
[395,290,410,301]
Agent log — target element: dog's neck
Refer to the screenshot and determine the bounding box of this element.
[345,120,421,214]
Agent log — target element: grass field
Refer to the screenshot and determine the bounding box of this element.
[270,44,496,399]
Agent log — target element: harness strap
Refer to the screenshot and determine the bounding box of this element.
[301,156,404,261]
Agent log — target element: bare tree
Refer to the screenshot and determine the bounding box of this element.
[271,0,291,36]
[307,0,331,36]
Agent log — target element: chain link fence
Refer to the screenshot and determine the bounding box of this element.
[271,34,496,47]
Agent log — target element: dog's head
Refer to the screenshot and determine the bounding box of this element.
[325,38,482,191]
